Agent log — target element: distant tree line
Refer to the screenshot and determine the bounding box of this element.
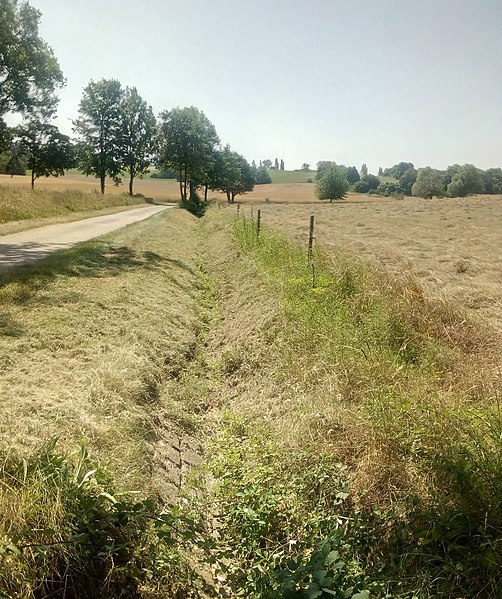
[373,162,502,198]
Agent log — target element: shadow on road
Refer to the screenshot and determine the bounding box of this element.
[0,240,170,307]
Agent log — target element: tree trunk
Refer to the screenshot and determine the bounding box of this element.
[129,168,134,196]
[183,165,188,202]
[178,168,184,201]
[226,191,231,203]
[100,172,105,194]
[31,171,35,190]
[204,185,208,202]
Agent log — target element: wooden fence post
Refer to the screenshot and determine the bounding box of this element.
[308,214,315,262]
[257,209,261,238]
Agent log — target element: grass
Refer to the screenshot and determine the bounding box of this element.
[250,196,502,332]
[0,208,209,596]
[1,196,501,597]
[268,170,317,184]
[179,207,502,598]
[0,184,147,224]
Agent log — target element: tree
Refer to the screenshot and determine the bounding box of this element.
[0,0,64,127]
[383,162,414,179]
[255,166,272,184]
[483,168,502,194]
[262,159,272,169]
[211,145,254,203]
[378,167,383,176]
[74,79,124,194]
[158,106,219,204]
[280,159,284,171]
[398,168,417,196]
[15,120,74,188]
[301,163,310,171]
[346,166,360,184]
[315,164,349,202]
[274,157,279,170]
[316,160,336,180]
[362,174,379,190]
[412,167,445,198]
[446,163,484,197]
[119,87,156,195]
[360,163,368,177]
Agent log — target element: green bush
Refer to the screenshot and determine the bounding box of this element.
[0,440,203,598]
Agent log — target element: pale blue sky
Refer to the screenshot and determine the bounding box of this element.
[27,0,502,172]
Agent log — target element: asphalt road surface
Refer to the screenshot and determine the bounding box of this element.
[0,205,172,270]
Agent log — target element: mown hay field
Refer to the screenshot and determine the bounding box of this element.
[238,195,502,333]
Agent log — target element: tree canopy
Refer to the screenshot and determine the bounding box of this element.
[158,106,219,204]
[315,163,349,202]
[211,145,254,203]
[412,167,445,199]
[15,120,74,188]
[0,0,64,124]
[119,86,157,195]
[73,79,124,194]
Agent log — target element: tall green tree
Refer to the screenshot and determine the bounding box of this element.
[15,120,74,188]
[211,145,254,203]
[158,106,219,204]
[119,87,156,196]
[398,168,417,196]
[346,166,360,184]
[255,165,272,184]
[316,160,336,180]
[412,167,446,198]
[73,79,123,194]
[446,163,484,197]
[360,163,368,177]
[0,0,64,126]
[315,163,349,202]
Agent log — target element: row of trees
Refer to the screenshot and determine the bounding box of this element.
[314,159,502,203]
[375,162,502,198]
[0,1,257,204]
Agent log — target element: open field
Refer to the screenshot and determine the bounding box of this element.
[0,172,322,203]
[241,196,502,333]
[1,202,501,597]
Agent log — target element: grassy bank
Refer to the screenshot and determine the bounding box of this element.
[185,208,501,598]
[0,209,207,597]
[0,185,147,224]
[1,204,500,597]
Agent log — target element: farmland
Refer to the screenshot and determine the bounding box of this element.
[242,195,502,333]
[0,178,501,597]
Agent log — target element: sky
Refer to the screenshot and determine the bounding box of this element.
[18,0,502,172]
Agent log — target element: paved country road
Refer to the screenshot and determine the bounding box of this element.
[0,205,173,270]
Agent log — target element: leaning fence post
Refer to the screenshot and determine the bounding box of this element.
[257,209,261,239]
[237,204,240,218]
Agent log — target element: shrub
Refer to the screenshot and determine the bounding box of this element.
[353,180,370,193]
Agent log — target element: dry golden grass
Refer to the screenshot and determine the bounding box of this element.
[0,208,202,492]
[237,195,502,333]
[0,172,183,202]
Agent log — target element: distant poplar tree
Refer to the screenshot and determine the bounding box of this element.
[274,157,279,170]
[280,159,284,171]
[360,163,368,177]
